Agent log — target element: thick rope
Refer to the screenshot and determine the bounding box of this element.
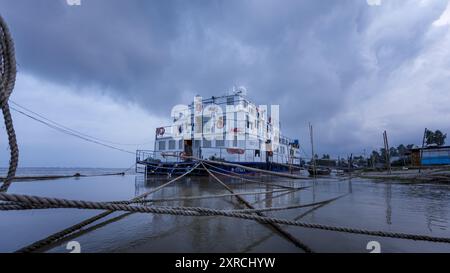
[200,158,309,180]
[231,194,348,214]
[201,162,314,253]
[14,163,200,253]
[251,187,302,206]
[111,188,303,205]
[0,188,296,208]
[0,194,346,214]
[0,15,18,193]
[2,192,450,244]
[203,162,297,189]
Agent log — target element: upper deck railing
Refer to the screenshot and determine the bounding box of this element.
[136,147,301,166]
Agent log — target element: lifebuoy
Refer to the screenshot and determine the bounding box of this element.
[156,127,165,136]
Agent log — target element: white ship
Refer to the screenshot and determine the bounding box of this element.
[136,87,301,175]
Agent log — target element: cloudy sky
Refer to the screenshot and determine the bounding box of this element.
[1,0,450,168]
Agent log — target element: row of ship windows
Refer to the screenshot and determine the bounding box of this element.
[158,139,236,151]
[157,139,289,154]
[158,140,184,151]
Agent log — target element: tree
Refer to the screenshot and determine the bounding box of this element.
[397,144,407,156]
[380,148,388,163]
[371,150,382,163]
[434,130,447,146]
[389,147,398,157]
[425,129,447,146]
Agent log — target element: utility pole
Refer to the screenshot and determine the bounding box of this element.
[309,122,316,178]
[383,130,391,174]
[348,154,353,173]
[419,128,427,173]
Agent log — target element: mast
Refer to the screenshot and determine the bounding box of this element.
[309,122,316,178]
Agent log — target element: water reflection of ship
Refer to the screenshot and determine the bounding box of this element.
[307,166,331,176]
[385,183,392,226]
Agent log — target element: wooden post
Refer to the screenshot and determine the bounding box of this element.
[383,131,391,174]
[348,154,353,173]
[309,122,316,178]
[419,128,427,174]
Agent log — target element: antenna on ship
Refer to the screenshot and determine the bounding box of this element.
[232,85,248,96]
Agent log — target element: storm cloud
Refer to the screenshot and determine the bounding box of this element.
[1,0,450,166]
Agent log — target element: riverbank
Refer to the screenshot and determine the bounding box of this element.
[358,167,450,184]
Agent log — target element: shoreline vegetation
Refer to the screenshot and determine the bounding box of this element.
[1,166,450,184]
[0,172,126,182]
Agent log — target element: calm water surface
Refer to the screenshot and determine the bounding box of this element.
[1,168,450,253]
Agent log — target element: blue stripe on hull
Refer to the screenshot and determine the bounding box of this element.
[421,157,450,165]
[142,161,294,176]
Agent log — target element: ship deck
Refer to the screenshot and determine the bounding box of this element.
[137,160,297,176]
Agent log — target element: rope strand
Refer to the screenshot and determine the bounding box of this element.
[0,15,18,193]
[2,191,450,244]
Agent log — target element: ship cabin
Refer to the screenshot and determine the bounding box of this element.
[136,89,301,174]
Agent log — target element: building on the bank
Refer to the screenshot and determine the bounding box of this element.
[410,146,450,166]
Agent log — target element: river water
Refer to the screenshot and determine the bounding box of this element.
[1,168,450,253]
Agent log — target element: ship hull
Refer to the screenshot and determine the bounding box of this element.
[139,160,297,176]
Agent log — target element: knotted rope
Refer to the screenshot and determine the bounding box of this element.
[2,192,450,244]
[0,15,18,193]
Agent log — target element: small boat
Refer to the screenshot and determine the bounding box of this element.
[308,167,331,176]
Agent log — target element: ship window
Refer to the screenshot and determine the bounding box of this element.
[194,140,201,148]
[238,140,246,147]
[203,139,212,148]
[203,117,212,134]
[168,140,176,150]
[158,141,166,151]
[216,140,225,147]
[227,97,234,105]
[255,150,261,157]
[178,140,183,150]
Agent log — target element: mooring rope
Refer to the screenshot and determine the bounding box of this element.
[0,195,354,214]
[200,158,309,180]
[110,188,300,205]
[0,15,18,193]
[14,163,200,253]
[202,162,297,189]
[2,192,450,244]
[201,162,314,253]
[232,194,348,214]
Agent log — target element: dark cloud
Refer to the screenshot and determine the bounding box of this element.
[1,0,449,158]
